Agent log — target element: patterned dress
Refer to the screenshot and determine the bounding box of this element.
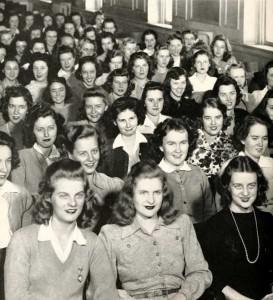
[188,129,237,178]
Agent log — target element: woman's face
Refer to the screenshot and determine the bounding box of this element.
[33,60,48,82]
[170,75,187,100]
[124,43,137,61]
[133,177,163,220]
[116,109,138,137]
[73,136,100,175]
[194,54,210,74]
[101,37,114,52]
[50,177,85,224]
[81,62,96,88]
[156,49,170,68]
[144,34,156,50]
[0,145,12,187]
[43,15,53,28]
[109,55,123,72]
[64,23,75,36]
[213,40,226,59]
[9,15,19,29]
[183,33,196,51]
[133,58,149,80]
[86,30,96,41]
[1,33,12,46]
[266,98,273,120]
[229,68,246,88]
[160,129,189,167]
[266,67,273,88]
[80,42,95,57]
[202,107,223,137]
[55,15,65,28]
[60,52,75,72]
[8,96,28,125]
[112,76,128,97]
[229,171,257,213]
[85,96,107,123]
[145,89,164,117]
[45,30,58,47]
[168,39,182,57]
[241,123,268,160]
[95,14,104,27]
[25,15,34,28]
[218,84,237,111]
[50,82,66,105]
[61,36,75,48]
[72,15,81,27]
[15,41,27,56]
[4,61,19,81]
[33,116,57,149]
[32,42,46,54]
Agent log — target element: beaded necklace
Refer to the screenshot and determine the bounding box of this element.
[230,209,260,264]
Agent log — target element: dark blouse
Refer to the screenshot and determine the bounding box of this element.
[197,207,273,299]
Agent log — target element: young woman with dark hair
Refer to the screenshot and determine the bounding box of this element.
[99,159,212,300]
[198,156,273,300]
[5,158,118,300]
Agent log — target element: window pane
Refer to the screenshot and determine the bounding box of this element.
[266,0,273,43]
[165,0,172,22]
[192,0,219,24]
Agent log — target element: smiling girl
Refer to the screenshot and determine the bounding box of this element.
[99,160,212,300]
[5,159,118,300]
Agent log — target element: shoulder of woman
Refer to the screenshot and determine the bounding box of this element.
[11,223,40,243]
[99,224,122,239]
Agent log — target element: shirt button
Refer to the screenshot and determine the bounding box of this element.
[127,244,131,248]
[153,241,157,246]
[184,201,186,204]
[158,262,161,267]
[156,252,160,257]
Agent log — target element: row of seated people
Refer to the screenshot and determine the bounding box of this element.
[0,4,273,300]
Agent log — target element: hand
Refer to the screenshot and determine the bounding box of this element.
[261,293,273,300]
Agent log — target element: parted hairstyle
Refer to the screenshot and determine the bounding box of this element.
[220,156,268,206]
[167,32,183,53]
[163,67,193,100]
[1,85,33,122]
[199,97,231,131]
[233,115,271,152]
[42,76,72,105]
[127,51,154,80]
[29,52,52,80]
[137,81,165,125]
[210,34,233,62]
[75,55,101,80]
[139,29,160,51]
[212,75,242,106]
[154,44,174,69]
[103,49,126,73]
[0,131,20,169]
[191,49,216,76]
[111,159,178,226]
[103,68,132,95]
[22,102,68,155]
[67,124,107,167]
[149,117,198,163]
[33,158,98,229]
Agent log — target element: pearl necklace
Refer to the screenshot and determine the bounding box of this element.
[230,209,260,264]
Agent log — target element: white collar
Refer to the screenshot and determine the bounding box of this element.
[38,220,86,245]
[113,129,147,149]
[158,158,192,173]
[239,151,273,168]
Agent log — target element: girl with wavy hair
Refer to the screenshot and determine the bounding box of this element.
[5,158,118,300]
[99,159,212,300]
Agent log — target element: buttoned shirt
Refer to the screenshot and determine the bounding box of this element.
[99,215,212,300]
[189,73,217,92]
[33,143,60,166]
[138,114,170,135]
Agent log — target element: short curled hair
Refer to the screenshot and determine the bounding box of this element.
[22,102,67,153]
[163,67,193,100]
[102,17,118,32]
[154,44,174,69]
[167,32,183,51]
[139,29,160,51]
[233,115,271,152]
[29,52,52,75]
[191,49,216,76]
[111,159,178,226]
[0,131,20,169]
[42,76,72,105]
[149,117,198,163]
[67,124,107,166]
[220,156,268,206]
[199,97,231,131]
[103,49,126,73]
[127,51,154,80]
[103,68,131,94]
[1,85,33,122]
[212,75,242,106]
[33,158,98,229]
[210,34,233,62]
[75,55,101,80]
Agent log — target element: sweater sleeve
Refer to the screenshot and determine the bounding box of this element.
[89,234,118,300]
[4,229,41,300]
[11,151,26,188]
[178,215,212,299]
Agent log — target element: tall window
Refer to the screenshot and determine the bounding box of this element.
[147,0,172,27]
[265,0,273,44]
[86,0,102,11]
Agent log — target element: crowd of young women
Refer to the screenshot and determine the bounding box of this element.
[0,3,273,300]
